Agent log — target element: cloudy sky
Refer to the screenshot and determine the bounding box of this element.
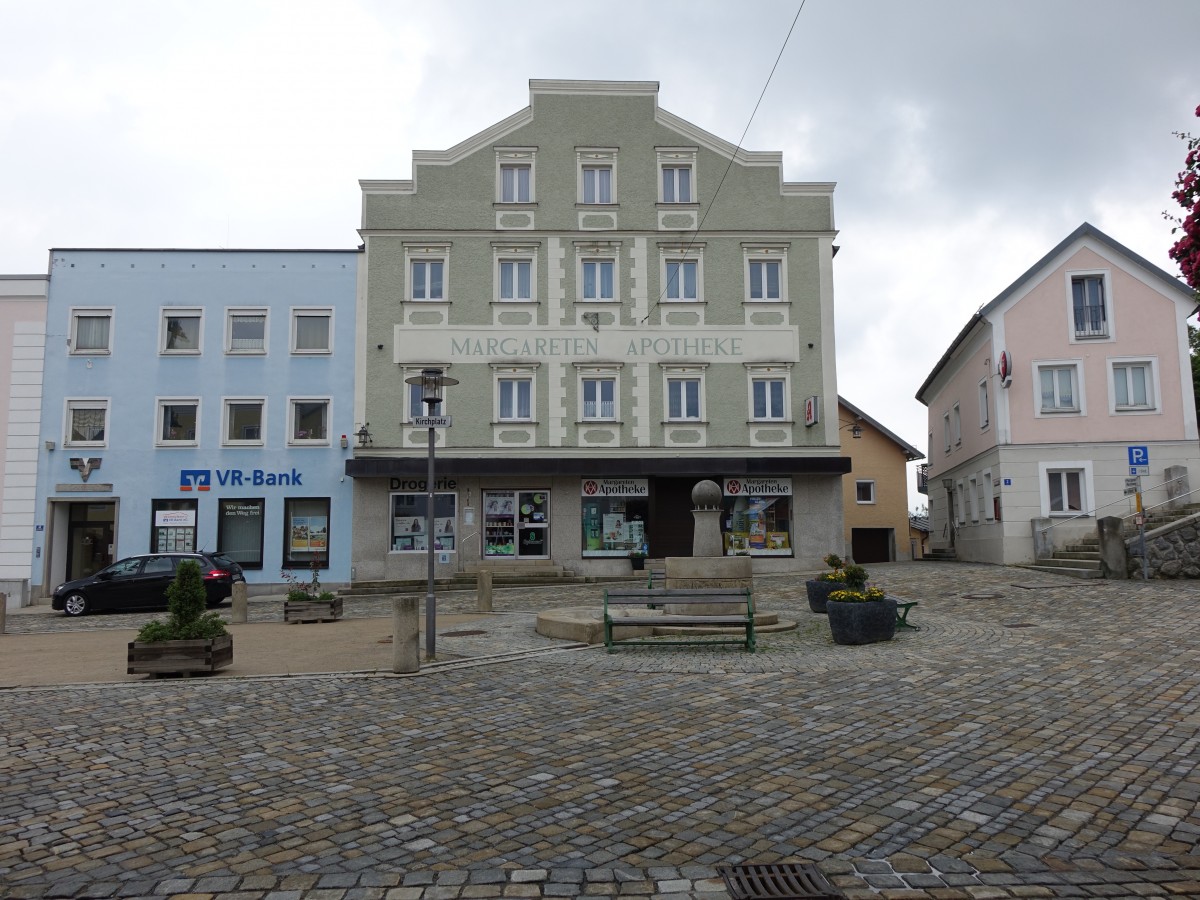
[3,0,1197,509]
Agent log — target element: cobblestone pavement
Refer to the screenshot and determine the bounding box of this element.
[3,562,1200,899]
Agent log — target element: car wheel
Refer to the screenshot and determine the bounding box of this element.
[62,593,90,617]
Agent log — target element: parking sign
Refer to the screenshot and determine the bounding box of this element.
[1128,446,1149,467]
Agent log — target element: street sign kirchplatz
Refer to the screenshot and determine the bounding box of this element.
[413,415,452,427]
[1128,445,1149,476]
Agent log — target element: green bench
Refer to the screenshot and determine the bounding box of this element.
[603,586,756,653]
[893,598,919,630]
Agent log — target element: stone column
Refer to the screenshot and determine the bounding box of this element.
[0,591,6,634]
[477,570,493,612]
[392,597,420,674]
[231,582,248,624]
[1096,516,1128,580]
[691,480,724,557]
[1165,465,1190,510]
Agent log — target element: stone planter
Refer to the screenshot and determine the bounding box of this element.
[127,634,233,676]
[827,597,897,645]
[805,579,847,614]
[284,596,344,623]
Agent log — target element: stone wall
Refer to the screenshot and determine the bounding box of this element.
[1126,516,1200,579]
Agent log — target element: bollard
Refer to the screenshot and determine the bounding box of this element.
[231,582,248,624]
[392,596,420,673]
[0,591,6,634]
[477,570,493,612]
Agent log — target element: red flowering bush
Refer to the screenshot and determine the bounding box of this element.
[1167,105,1200,294]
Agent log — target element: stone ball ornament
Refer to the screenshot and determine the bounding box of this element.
[692,479,722,509]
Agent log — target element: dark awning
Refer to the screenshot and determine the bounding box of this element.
[345,455,852,478]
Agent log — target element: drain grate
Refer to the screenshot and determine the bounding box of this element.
[442,630,488,637]
[716,862,844,899]
[1004,622,1037,628]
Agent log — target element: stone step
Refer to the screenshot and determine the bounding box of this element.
[1036,556,1102,569]
[1054,550,1102,561]
[1016,563,1104,579]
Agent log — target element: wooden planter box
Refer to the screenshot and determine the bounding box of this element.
[127,634,233,676]
[284,596,344,624]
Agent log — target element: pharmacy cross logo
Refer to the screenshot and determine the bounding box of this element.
[583,480,599,495]
[727,479,742,495]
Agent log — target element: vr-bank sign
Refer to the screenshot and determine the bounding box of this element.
[180,468,304,491]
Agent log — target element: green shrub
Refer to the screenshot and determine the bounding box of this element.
[135,559,229,642]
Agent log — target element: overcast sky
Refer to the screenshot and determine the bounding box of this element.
[3,0,1197,510]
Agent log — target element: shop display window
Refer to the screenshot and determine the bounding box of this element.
[582,497,648,557]
[392,492,457,553]
[151,499,197,553]
[722,494,792,556]
[484,490,548,558]
[284,497,330,567]
[217,498,265,569]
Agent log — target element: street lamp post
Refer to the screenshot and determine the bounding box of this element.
[404,367,456,660]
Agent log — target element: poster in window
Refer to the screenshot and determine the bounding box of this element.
[291,517,310,552]
[308,517,328,551]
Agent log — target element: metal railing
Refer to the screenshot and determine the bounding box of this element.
[1037,474,1194,537]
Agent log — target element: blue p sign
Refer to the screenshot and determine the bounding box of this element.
[1128,446,1149,467]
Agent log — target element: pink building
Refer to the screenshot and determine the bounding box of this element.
[916,224,1198,565]
[0,275,48,609]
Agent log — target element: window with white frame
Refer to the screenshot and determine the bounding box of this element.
[751,377,787,420]
[665,259,699,301]
[979,378,990,428]
[1038,364,1080,413]
[497,149,536,203]
[70,309,112,354]
[157,399,199,446]
[410,259,445,301]
[581,376,616,421]
[291,308,332,353]
[289,399,329,444]
[661,165,693,203]
[855,480,875,504]
[223,399,265,445]
[749,260,782,300]
[967,475,979,522]
[498,258,533,302]
[161,309,202,353]
[976,475,988,522]
[226,309,267,354]
[582,165,612,204]
[666,377,702,421]
[1047,469,1084,514]
[65,399,108,447]
[1071,273,1108,338]
[581,259,615,301]
[1112,360,1155,411]
[952,404,961,445]
[943,413,951,452]
[497,376,533,422]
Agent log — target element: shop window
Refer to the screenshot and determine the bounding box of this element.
[581,481,648,557]
[218,498,265,569]
[484,490,549,559]
[283,497,330,567]
[391,493,457,553]
[151,499,197,552]
[722,488,792,556]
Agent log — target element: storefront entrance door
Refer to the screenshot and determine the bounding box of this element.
[648,478,697,559]
[66,502,116,580]
[484,490,550,559]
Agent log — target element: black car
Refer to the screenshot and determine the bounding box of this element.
[52,552,246,617]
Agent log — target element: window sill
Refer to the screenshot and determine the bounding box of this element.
[226,350,267,356]
[288,441,331,447]
[156,442,199,449]
[574,298,619,304]
[749,419,794,425]
[70,350,111,356]
[491,299,538,305]
[1039,408,1081,415]
[1072,332,1110,341]
[578,419,622,425]
[406,299,451,304]
[661,299,706,305]
[656,202,700,209]
[160,350,202,356]
[493,202,538,209]
[742,299,788,305]
[575,202,620,209]
[291,349,333,355]
[664,419,708,425]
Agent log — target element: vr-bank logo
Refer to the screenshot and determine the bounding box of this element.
[180,469,212,492]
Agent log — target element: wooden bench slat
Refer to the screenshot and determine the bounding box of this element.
[603,585,755,653]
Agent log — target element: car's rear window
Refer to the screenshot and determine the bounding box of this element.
[208,553,243,572]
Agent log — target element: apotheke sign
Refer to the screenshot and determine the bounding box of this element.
[724,477,792,496]
[581,478,648,497]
